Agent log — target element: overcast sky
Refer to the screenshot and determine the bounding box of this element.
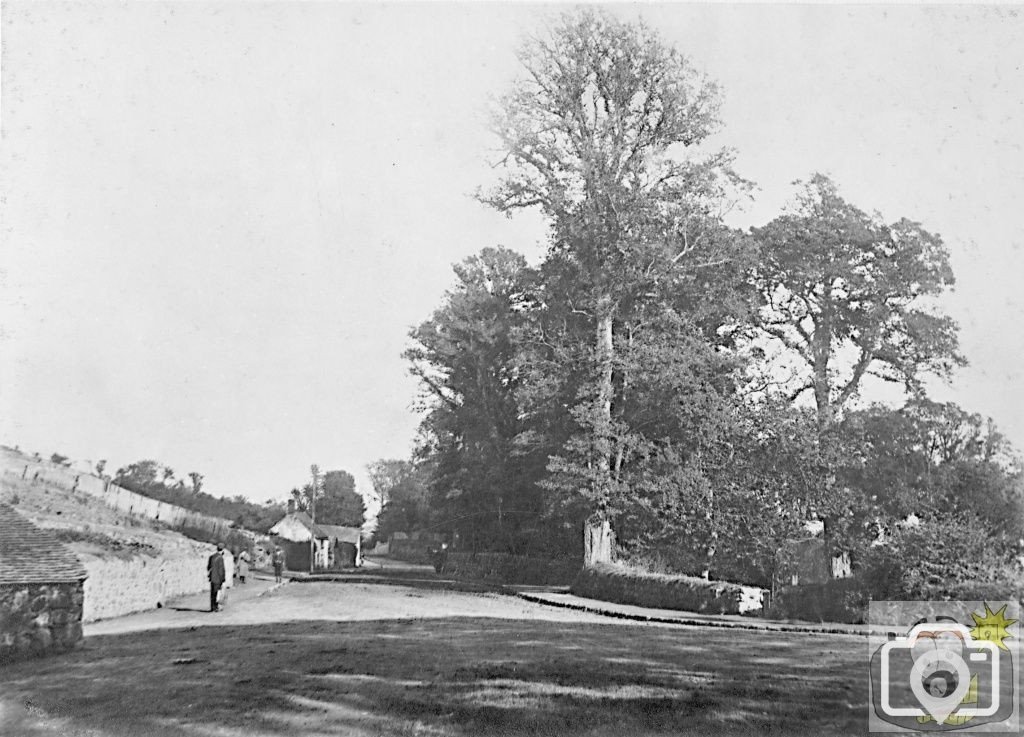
[2,3,1022,505]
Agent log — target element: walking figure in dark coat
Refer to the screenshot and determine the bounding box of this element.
[207,543,226,612]
[272,547,284,583]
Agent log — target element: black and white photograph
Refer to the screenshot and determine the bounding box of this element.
[1,2,1023,735]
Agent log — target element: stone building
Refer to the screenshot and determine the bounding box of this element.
[0,504,88,662]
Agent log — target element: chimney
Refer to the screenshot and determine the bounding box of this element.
[287,499,296,514]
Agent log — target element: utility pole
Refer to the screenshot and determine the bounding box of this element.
[310,464,320,524]
[310,464,320,574]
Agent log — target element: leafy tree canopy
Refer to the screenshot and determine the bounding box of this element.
[750,174,964,425]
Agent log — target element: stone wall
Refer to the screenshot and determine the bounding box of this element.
[9,457,233,539]
[0,581,84,662]
[81,551,210,622]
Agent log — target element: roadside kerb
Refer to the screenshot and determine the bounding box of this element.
[511,589,897,638]
[291,566,896,637]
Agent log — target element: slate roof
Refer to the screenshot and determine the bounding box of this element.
[0,504,88,585]
[317,524,361,545]
[270,512,361,544]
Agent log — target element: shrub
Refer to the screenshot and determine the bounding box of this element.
[766,579,870,623]
[853,513,1022,602]
[571,563,763,616]
[766,512,1024,624]
[52,528,159,557]
[443,552,579,585]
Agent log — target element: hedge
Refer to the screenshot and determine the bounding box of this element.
[571,563,765,616]
[767,575,1023,625]
[767,579,869,623]
[442,552,580,586]
[388,537,440,564]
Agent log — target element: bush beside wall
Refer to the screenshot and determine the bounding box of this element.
[767,579,868,624]
[443,552,579,586]
[571,563,765,616]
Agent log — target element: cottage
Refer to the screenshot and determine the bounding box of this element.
[0,504,88,662]
[268,511,362,572]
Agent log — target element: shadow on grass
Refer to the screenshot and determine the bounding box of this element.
[0,618,867,737]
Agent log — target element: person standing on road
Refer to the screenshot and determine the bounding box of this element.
[207,543,226,612]
[220,546,235,607]
[237,549,250,584]
[272,547,284,583]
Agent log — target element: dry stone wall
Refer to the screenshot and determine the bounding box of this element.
[81,550,211,622]
[0,581,84,662]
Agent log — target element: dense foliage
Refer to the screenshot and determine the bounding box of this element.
[367,459,431,544]
[388,9,1024,601]
[288,468,367,528]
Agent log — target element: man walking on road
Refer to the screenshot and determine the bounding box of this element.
[272,547,284,583]
[207,543,226,612]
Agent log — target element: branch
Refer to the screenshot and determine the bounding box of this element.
[788,382,814,402]
[409,367,460,410]
[835,349,875,409]
[693,258,732,269]
[760,324,812,363]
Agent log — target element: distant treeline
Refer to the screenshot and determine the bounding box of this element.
[113,460,286,534]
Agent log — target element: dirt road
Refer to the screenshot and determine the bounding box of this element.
[1,571,866,737]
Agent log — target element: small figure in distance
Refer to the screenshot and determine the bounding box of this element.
[430,543,448,574]
[272,547,285,583]
[207,543,226,613]
[237,548,250,584]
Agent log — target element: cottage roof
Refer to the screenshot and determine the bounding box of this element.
[269,512,361,544]
[0,504,88,585]
[268,512,315,542]
[317,524,361,545]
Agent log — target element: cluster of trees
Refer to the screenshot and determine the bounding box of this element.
[382,10,1023,598]
[366,459,431,543]
[286,467,367,528]
[113,460,367,533]
[113,460,286,533]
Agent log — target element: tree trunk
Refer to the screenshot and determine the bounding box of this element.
[593,298,615,500]
[812,312,834,428]
[593,299,615,538]
[701,499,716,580]
[583,518,616,566]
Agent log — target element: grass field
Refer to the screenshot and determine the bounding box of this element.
[1,610,867,737]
